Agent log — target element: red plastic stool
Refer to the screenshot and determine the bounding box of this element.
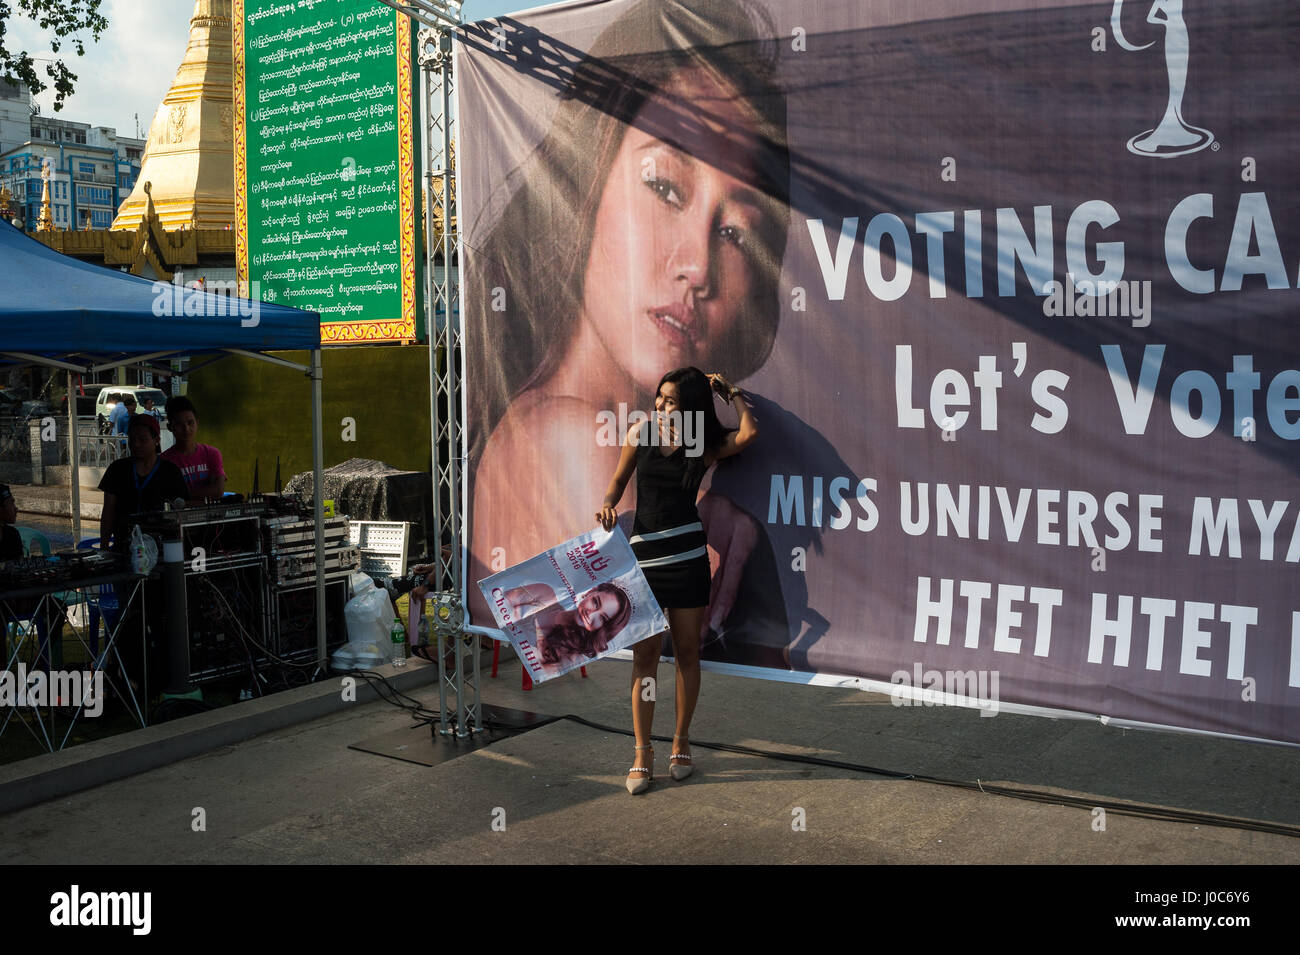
[489,639,590,690]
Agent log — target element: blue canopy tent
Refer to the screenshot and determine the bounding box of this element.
[0,222,334,667]
[0,219,319,352]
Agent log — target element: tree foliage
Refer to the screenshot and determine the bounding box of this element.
[0,0,107,111]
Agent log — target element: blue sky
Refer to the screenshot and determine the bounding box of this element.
[7,0,547,141]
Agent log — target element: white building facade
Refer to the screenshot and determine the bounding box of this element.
[0,83,145,230]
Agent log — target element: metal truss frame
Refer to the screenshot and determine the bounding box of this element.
[376,0,478,738]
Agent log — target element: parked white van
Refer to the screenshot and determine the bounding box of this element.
[95,386,169,434]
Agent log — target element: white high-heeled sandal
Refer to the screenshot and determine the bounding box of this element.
[626,744,654,795]
[670,735,694,780]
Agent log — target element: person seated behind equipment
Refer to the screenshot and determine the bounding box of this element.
[98,414,189,551]
[2,484,28,655]
[162,396,226,502]
[0,484,22,561]
[1,482,62,655]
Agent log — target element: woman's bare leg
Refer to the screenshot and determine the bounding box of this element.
[629,632,662,779]
[668,606,705,762]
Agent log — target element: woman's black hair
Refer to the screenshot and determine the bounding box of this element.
[539,582,633,664]
[656,366,729,489]
[466,0,789,475]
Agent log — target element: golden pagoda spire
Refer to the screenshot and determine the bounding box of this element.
[111,0,234,232]
[37,161,55,232]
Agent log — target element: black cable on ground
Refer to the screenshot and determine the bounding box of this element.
[337,668,446,725]
[338,669,1300,840]
[554,714,1300,839]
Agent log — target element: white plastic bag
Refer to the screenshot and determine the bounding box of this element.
[335,573,395,669]
[130,524,158,576]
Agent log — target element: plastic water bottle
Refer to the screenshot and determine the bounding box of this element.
[390,618,407,668]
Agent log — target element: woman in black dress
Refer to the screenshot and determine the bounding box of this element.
[597,367,757,793]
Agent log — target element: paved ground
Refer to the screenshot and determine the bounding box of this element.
[1,654,1297,865]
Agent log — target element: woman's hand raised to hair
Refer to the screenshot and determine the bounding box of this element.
[706,372,734,399]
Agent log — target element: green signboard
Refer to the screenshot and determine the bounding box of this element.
[235,0,418,343]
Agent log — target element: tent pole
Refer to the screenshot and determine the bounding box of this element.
[66,370,82,544]
[311,349,326,667]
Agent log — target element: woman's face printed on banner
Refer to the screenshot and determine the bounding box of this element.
[579,587,622,632]
[467,18,790,637]
[580,68,770,394]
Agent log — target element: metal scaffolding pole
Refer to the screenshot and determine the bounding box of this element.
[376,0,475,737]
[394,1,476,739]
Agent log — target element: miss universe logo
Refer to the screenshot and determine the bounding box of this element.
[1111,0,1214,158]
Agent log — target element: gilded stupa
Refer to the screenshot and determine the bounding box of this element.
[37,162,55,232]
[111,0,234,231]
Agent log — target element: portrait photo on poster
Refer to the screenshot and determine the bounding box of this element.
[478,526,667,683]
[463,0,797,675]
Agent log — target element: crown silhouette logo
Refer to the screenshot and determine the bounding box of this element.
[1111,0,1214,157]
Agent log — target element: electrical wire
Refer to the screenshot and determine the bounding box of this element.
[552,714,1300,839]
[200,576,319,670]
[336,668,447,725]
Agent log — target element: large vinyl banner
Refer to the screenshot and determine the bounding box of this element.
[459,0,1300,744]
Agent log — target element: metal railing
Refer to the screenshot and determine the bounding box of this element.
[0,416,125,471]
[0,417,30,465]
[70,426,125,469]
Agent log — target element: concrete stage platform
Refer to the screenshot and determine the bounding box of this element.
[1,653,1297,865]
